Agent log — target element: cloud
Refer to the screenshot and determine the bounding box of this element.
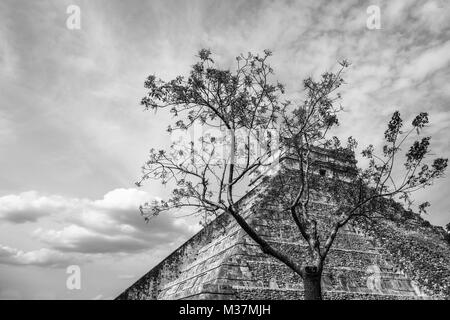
[0,191,71,223]
[0,245,74,267]
[410,0,450,34]
[0,188,201,258]
[399,41,450,84]
[34,224,149,254]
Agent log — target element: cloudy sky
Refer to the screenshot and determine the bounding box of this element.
[0,0,449,299]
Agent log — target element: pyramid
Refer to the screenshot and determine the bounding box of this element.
[117,149,450,300]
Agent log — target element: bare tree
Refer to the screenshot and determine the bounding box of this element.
[136,49,448,300]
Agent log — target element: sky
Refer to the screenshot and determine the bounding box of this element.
[0,0,449,299]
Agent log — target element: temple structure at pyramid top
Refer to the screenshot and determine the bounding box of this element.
[117,147,450,300]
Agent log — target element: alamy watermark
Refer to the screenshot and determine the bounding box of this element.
[66,5,81,30]
[366,5,381,30]
[66,265,81,290]
[169,122,282,179]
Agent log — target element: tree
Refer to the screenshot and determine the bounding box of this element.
[136,49,448,300]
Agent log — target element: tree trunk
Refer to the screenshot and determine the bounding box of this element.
[303,266,322,300]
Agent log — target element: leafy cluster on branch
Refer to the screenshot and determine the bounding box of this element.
[141,49,282,133]
[360,111,447,210]
[137,49,288,223]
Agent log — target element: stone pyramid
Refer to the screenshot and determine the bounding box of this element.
[117,150,450,300]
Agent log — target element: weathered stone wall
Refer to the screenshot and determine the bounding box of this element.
[117,178,448,300]
[359,217,450,298]
[116,209,236,300]
[117,153,449,300]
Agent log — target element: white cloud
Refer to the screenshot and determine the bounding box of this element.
[411,0,450,34]
[0,245,74,267]
[33,224,150,254]
[400,41,450,83]
[0,191,72,223]
[0,188,200,257]
[93,188,149,211]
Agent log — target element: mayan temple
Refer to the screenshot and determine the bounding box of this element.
[117,148,450,300]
